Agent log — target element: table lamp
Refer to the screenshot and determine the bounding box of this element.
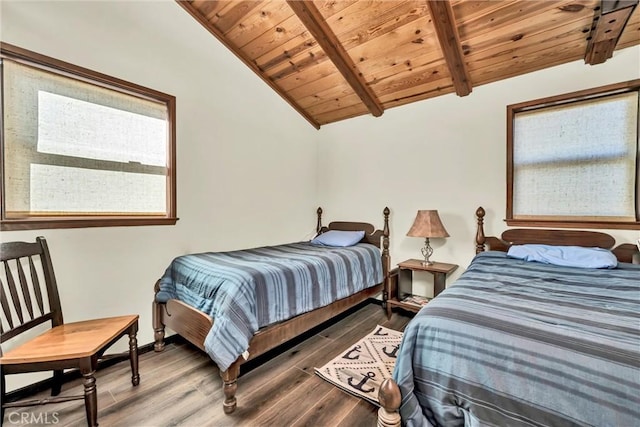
[406,210,450,265]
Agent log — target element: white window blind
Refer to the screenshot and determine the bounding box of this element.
[3,59,170,218]
[512,91,638,222]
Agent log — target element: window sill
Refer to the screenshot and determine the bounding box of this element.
[1,217,179,231]
[505,219,640,230]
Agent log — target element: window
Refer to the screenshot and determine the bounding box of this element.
[507,80,639,230]
[1,43,176,231]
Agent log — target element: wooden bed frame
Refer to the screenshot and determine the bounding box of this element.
[376,206,639,427]
[153,207,391,414]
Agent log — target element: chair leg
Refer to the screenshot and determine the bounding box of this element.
[51,370,64,396]
[128,324,140,386]
[82,370,98,427]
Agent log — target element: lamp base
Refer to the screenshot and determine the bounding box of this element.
[421,238,434,266]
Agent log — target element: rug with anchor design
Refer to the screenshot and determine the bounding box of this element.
[314,325,403,406]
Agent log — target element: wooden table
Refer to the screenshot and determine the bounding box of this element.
[385,259,458,318]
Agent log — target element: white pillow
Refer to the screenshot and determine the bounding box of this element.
[311,230,365,247]
[507,244,617,269]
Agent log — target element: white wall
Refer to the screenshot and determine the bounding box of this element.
[318,45,640,297]
[0,0,319,390]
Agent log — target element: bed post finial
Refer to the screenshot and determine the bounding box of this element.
[382,207,391,256]
[382,207,391,310]
[316,207,323,233]
[377,378,401,427]
[476,206,486,254]
[383,207,390,238]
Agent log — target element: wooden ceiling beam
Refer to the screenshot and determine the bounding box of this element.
[426,0,472,97]
[286,0,384,117]
[175,1,321,129]
[584,0,638,65]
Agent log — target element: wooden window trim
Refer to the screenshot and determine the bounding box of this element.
[0,43,178,231]
[506,79,640,230]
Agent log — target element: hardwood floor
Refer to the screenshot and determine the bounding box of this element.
[3,303,411,427]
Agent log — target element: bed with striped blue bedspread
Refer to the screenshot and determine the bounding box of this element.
[156,241,383,371]
[395,251,639,427]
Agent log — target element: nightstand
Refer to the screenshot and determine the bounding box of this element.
[386,259,458,318]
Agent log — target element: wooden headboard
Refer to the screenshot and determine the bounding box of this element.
[316,206,390,249]
[475,207,639,264]
[315,207,392,291]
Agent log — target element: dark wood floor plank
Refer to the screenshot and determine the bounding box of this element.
[241,333,330,383]
[73,347,214,426]
[3,303,411,427]
[336,398,380,427]
[96,358,214,426]
[106,350,211,402]
[114,370,220,426]
[290,386,360,427]
[207,367,312,426]
[250,374,335,426]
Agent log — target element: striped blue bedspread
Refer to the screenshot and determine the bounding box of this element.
[156,242,383,371]
[395,251,640,427]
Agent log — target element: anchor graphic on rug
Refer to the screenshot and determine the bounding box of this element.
[382,343,399,358]
[343,344,362,360]
[373,327,389,336]
[348,371,376,393]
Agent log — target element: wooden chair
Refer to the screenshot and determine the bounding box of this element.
[0,237,139,426]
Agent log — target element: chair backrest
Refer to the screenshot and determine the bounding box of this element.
[0,237,63,352]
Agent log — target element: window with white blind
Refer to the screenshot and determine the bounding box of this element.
[1,43,176,231]
[507,80,640,230]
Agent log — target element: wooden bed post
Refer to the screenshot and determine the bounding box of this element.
[152,280,166,352]
[221,360,240,414]
[377,378,401,427]
[381,207,391,306]
[475,206,486,254]
[316,207,323,234]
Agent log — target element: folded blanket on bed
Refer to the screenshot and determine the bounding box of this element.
[156,241,383,371]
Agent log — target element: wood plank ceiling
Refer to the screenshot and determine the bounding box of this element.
[179,0,640,128]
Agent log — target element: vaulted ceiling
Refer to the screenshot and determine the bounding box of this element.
[178,0,640,128]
